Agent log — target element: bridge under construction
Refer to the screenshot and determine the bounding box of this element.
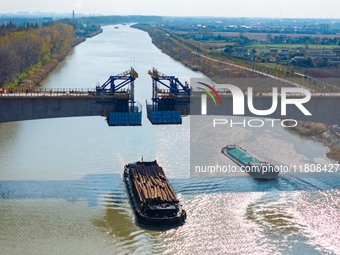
[0,67,339,126]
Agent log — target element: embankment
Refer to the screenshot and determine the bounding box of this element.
[17,37,86,91]
[287,121,340,161]
[133,24,269,90]
[7,26,103,92]
[134,24,339,92]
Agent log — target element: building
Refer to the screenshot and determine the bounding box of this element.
[269,48,279,56]
[333,49,340,57]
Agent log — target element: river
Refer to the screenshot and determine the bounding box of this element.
[0,25,339,255]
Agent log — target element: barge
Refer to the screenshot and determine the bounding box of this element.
[123,160,186,226]
[221,145,279,179]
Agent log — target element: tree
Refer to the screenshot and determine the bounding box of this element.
[0,22,74,87]
[224,45,234,55]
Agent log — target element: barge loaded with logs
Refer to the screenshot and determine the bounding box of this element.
[123,160,186,226]
[221,145,279,179]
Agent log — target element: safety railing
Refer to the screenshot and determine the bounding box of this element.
[0,88,107,97]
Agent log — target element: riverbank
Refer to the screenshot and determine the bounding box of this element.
[287,121,340,161]
[133,24,262,85]
[14,28,102,92]
[16,37,85,92]
[134,24,287,93]
[133,24,336,92]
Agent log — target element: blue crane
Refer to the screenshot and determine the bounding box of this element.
[146,68,190,125]
[148,68,190,103]
[96,68,141,126]
[96,67,138,106]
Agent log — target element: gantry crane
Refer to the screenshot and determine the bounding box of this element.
[96,67,138,106]
[96,68,141,126]
[148,68,190,103]
[146,68,191,125]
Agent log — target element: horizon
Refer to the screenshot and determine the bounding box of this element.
[1,12,340,22]
[0,0,339,19]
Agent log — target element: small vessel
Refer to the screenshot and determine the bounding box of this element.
[114,26,119,29]
[123,160,186,226]
[221,145,279,179]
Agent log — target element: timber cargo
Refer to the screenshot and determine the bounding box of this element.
[221,145,279,179]
[123,160,186,226]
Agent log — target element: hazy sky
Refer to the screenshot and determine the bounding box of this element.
[1,0,339,19]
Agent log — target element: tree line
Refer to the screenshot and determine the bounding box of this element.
[0,21,39,36]
[0,23,74,88]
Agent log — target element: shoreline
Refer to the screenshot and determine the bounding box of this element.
[315,132,340,162]
[133,24,338,92]
[16,29,102,92]
[287,121,340,162]
[132,24,263,87]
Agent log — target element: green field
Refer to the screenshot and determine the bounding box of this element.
[249,43,340,50]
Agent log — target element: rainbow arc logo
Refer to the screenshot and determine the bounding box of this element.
[197,82,223,106]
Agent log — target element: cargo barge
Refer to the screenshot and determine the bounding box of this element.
[221,145,279,179]
[123,160,186,226]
